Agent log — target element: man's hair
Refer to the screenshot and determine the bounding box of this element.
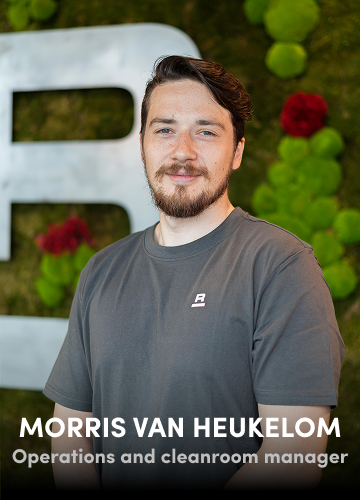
[140,55,253,145]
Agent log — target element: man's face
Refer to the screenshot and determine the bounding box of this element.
[140,79,244,218]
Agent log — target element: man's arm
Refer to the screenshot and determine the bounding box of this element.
[51,403,101,489]
[224,404,330,490]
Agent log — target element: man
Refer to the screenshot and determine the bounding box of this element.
[43,56,345,490]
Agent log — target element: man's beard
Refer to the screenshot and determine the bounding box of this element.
[144,161,233,218]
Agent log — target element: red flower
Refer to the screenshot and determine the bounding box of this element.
[280,92,328,137]
[35,216,95,255]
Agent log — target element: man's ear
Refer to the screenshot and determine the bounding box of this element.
[139,133,145,163]
[232,137,245,171]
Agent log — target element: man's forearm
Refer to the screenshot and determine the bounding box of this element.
[223,441,322,490]
[52,403,101,489]
[52,433,101,489]
[224,404,330,489]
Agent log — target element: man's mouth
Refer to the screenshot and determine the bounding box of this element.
[167,171,201,183]
[154,163,210,182]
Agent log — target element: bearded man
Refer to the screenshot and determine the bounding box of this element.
[43,55,345,490]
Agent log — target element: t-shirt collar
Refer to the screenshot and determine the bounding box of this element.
[143,206,245,261]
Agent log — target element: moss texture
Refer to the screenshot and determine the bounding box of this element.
[1,0,360,490]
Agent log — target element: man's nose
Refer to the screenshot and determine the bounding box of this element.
[171,132,197,162]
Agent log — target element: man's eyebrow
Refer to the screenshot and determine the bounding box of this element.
[148,118,225,129]
[149,118,177,127]
[196,119,225,130]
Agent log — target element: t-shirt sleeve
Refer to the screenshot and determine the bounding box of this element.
[42,263,93,412]
[252,246,345,409]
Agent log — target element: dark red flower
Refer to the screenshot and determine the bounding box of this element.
[280,92,328,137]
[35,216,95,255]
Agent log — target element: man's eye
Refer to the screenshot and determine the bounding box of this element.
[201,130,215,136]
[157,128,172,134]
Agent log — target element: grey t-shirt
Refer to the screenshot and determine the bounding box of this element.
[43,207,345,489]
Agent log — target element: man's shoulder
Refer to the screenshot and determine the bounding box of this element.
[236,211,314,270]
[240,211,311,251]
[232,211,325,297]
[76,226,152,299]
[91,227,148,264]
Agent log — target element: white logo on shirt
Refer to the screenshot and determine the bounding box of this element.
[191,293,206,307]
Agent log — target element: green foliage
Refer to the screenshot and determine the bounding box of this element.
[278,136,310,165]
[6,3,29,30]
[40,253,75,286]
[333,208,360,244]
[35,276,65,307]
[274,184,311,216]
[29,0,57,21]
[303,196,339,230]
[309,127,345,158]
[73,243,96,272]
[245,0,321,81]
[323,260,358,300]
[296,156,342,196]
[264,0,320,43]
[13,88,134,142]
[5,0,29,5]
[249,90,357,300]
[5,0,58,30]
[265,42,307,79]
[259,212,312,242]
[267,161,296,188]
[311,231,344,267]
[252,119,357,299]
[36,244,96,307]
[287,190,312,217]
[243,0,270,25]
[251,183,277,214]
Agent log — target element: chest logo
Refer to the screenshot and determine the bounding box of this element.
[191,293,206,308]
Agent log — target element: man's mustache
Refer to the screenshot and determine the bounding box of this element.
[154,163,210,181]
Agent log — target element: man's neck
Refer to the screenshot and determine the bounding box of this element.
[154,196,235,247]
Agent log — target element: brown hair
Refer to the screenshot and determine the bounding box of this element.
[140,55,253,145]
